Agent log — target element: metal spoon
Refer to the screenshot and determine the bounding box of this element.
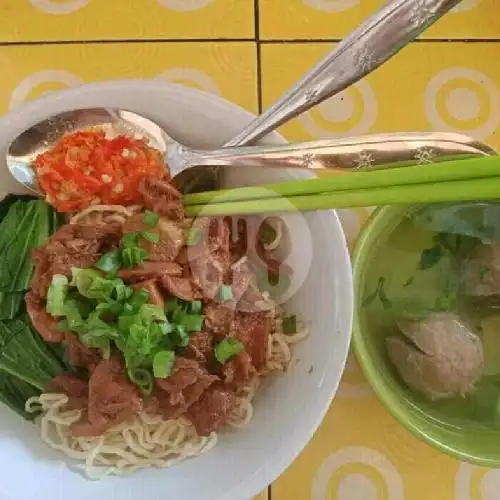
[7,0,462,194]
[6,105,493,196]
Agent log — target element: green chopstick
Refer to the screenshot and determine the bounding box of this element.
[184,176,500,217]
[183,155,500,207]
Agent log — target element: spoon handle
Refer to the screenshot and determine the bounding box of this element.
[173,132,494,174]
[225,0,462,147]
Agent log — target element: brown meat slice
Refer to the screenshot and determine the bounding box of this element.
[186,331,214,363]
[160,275,201,302]
[231,312,270,370]
[155,357,218,420]
[138,177,184,220]
[204,301,235,338]
[64,333,101,373]
[189,252,229,300]
[72,357,143,437]
[117,261,182,281]
[25,291,64,343]
[30,221,122,297]
[123,214,185,262]
[186,386,234,436]
[221,351,256,389]
[48,374,89,408]
[131,279,165,308]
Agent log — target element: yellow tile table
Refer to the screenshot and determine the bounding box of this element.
[0,1,499,499]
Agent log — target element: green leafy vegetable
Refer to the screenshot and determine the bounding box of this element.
[0,292,25,320]
[153,350,175,378]
[143,210,160,227]
[46,275,69,317]
[214,338,244,364]
[0,200,54,292]
[0,319,66,391]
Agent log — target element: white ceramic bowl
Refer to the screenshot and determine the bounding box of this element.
[0,80,353,500]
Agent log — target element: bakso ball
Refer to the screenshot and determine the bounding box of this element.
[387,312,484,401]
[461,244,500,297]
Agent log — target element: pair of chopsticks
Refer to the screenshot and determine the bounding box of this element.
[182,156,500,217]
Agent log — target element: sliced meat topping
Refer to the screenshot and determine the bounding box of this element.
[221,351,256,389]
[231,312,270,370]
[155,357,218,420]
[48,374,89,408]
[131,279,165,308]
[117,261,182,281]
[123,214,184,262]
[64,333,101,373]
[138,177,184,220]
[71,357,143,437]
[160,275,201,302]
[186,331,213,363]
[204,301,235,338]
[186,386,234,436]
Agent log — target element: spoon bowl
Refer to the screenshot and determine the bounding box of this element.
[7,108,169,194]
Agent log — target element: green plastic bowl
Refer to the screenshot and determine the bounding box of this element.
[352,204,500,467]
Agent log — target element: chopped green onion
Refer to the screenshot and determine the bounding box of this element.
[121,247,149,268]
[140,304,167,323]
[189,300,202,314]
[214,338,244,364]
[128,368,154,396]
[170,324,190,347]
[141,231,160,244]
[218,285,233,302]
[62,299,85,331]
[186,227,203,246]
[96,251,121,273]
[122,232,139,248]
[153,350,175,378]
[128,288,150,311]
[118,313,142,333]
[70,268,115,300]
[165,297,179,313]
[143,210,160,227]
[282,315,297,335]
[183,314,204,333]
[46,274,68,317]
[111,280,132,301]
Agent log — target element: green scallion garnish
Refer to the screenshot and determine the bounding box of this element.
[189,300,202,314]
[141,231,160,244]
[186,227,203,246]
[218,285,233,302]
[153,350,176,378]
[214,338,244,364]
[121,247,149,268]
[143,210,160,227]
[96,250,121,273]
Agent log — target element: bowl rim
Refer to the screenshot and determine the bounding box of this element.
[352,203,500,467]
[0,79,355,499]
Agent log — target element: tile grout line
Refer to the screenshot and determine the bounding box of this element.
[254,0,263,114]
[0,37,498,47]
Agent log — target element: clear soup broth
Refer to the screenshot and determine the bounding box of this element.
[359,202,500,428]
